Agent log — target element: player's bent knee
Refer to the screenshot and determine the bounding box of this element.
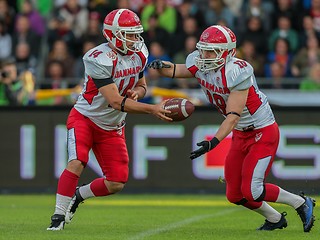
[66,159,84,176]
[226,193,245,205]
[106,181,125,193]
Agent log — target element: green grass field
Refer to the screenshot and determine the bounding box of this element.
[0,194,318,240]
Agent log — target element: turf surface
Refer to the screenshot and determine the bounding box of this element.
[0,194,318,240]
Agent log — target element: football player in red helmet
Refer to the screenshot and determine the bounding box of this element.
[102,8,144,54]
[148,25,315,232]
[47,9,173,231]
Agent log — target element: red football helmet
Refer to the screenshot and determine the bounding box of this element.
[103,9,144,54]
[195,25,236,71]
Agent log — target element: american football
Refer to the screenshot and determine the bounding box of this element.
[164,98,195,121]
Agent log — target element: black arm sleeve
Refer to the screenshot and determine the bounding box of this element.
[139,71,144,79]
[92,77,114,89]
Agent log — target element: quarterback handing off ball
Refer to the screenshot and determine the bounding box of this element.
[163,98,195,121]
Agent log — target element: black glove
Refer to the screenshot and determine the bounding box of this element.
[147,59,171,69]
[190,137,220,160]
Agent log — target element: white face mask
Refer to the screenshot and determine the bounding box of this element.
[115,29,144,54]
[195,47,227,72]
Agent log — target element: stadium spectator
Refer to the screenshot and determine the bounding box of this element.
[17,0,53,17]
[268,15,299,53]
[0,0,16,33]
[45,39,75,78]
[52,0,89,56]
[223,0,244,18]
[203,0,235,29]
[271,0,300,31]
[47,13,77,56]
[298,15,320,48]
[0,18,12,60]
[169,16,201,57]
[238,16,268,55]
[147,41,173,88]
[0,57,35,105]
[141,13,170,50]
[87,0,113,22]
[300,62,320,90]
[268,61,286,89]
[39,59,74,105]
[236,40,265,77]
[237,0,274,34]
[16,0,45,36]
[81,11,105,45]
[173,35,197,64]
[14,41,37,75]
[175,0,206,32]
[140,0,178,34]
[307,0,320,32]
[148,25,315,232]
[291,35,320,78]
[47,8,172,231]
[265,38,293,78]
[11,14,40,57]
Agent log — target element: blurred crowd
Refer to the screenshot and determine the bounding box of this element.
[1,0,320,106]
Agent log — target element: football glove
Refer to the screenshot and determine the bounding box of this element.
[147,59,171,69]
[190,137,220,160]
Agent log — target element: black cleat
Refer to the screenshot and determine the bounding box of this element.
[65,187,84,223]
[47,214,65,231]
[257,212,288,231]
[296,193,316,232]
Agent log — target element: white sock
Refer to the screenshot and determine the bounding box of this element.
[79,184,95,200]
[253,201,282,223]
[276,188,305,209]
[54,194,72,216]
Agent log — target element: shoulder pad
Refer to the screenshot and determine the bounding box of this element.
[225,58,254,88]
[83,44,115,79]
[140,44,149,59]
[186,51,198,69]
[136,43,149,69]
[83,43,116,67]
[186,51,200,76]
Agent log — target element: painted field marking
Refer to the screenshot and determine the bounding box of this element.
[86,199,235,207]
[128,208,239,240]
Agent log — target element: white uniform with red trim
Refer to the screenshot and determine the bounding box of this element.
[186,50,275,131]
[74,43,148,131]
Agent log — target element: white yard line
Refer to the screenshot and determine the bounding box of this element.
[128,208,238,240]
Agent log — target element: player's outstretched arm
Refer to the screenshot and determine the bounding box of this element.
[147,59,193,78]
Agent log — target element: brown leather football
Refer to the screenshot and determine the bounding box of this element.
[163,98,195,121]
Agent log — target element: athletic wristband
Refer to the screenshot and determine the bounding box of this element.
[209,137,220,150]
[226,111,241,117]
[172,64,176,78]
[121,95,128,112]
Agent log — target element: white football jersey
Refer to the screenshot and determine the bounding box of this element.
[74,43,148,130]
[186,50,275,131]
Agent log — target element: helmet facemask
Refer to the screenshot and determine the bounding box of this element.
[113,26,144,54]
[195,46,227,72]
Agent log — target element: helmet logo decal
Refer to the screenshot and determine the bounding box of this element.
[202,32,209,40]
